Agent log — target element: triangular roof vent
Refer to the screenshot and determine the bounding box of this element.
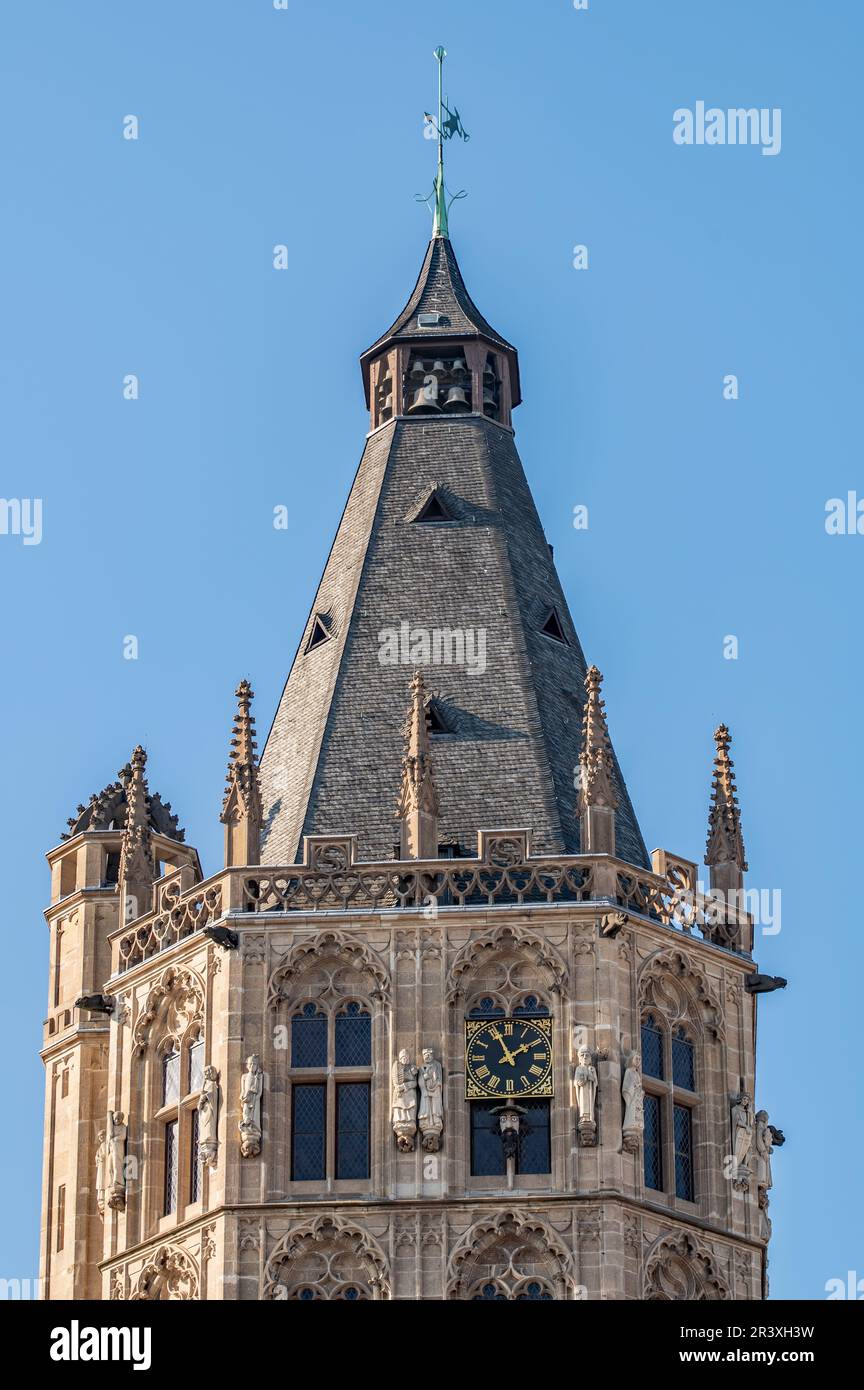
[540,608,567,644]
[414,491,452,524]
[305,615,332,653]
[427,700,450,734]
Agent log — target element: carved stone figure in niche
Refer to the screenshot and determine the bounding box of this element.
[417,1047,444,1152]
[239,1054,263,1157]
[106,1110,128,1210]
[731,1090,754,1189]
[198,1066,220,1169]
[754,1110,785,1233]
[621,1051,644,1154]
[95,1129,108,1216]
[391,1049,418,1152]
[573,1044,598,1146]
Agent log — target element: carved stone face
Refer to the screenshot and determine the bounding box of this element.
[630,1053,641,1070]
[246,1055,259,1072]
[204,1065,217,1081]
[577,1046,591,1065]
[398,1048,411,1065]
[422,1048,434,1063]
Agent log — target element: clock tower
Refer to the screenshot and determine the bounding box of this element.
[38,53,782,1301]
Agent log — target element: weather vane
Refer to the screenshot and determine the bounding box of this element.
[416,46,470,237]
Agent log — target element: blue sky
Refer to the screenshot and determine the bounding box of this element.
[1,0,860,1299]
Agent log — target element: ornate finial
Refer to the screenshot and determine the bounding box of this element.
[705,724,747,872]
[221,680,263,867]
[395,670,440,858]
[579,666,619,812]
[417,46,469,238]
[118,745,155,919]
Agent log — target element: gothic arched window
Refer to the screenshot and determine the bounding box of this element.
[155,1031,206,1217]
[289,1000,372,1183]
[640,1013,698,1202]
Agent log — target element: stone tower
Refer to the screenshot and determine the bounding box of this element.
[38,222,781,1302]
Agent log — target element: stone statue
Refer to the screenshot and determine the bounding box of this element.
[754,1109,775,1203]
[731,1091,754,1189]
[391,1049,418,1152]
[95,1129,108,1216]
[417,1047,444,1152]
[198,1066,220,1169]
[621,1052,644,1154]
[574,1044,598,1146]
[106,1110,128,1210]
[239,1054,263,1158]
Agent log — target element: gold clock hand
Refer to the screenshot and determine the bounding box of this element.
[490,1026,517,1067]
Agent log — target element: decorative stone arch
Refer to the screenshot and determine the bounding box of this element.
[132,965,205,1055]
[262,1215,390,1301]
[446,924,568,1007]
[267,929,390,1009]
[643,1231,730,1301]
[447,1210,574,1301]
[637,948,724,1041]
[130,1244,199,1301]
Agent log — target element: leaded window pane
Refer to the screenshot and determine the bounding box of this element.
[162,1048,180,1107]
[336,1082,370,1180]
[470,1101,505,1177]
[189,1038,205,1094]
[672,1028,695,1092]
[513,996,549,1017]
[674,1104,694,1201]
[292,1084,326,1181]
[469,998,504,1017]
[643,1093,663,1191]
[335,1004,371,1068]
[516,1282,553,1300]
[291,1004,327,1069]
[474,1283,507,1300]
[641,1016,664,1080]
[190,1108,201,1203]
[164,1119,178,1214]
[517,1100,551,1175]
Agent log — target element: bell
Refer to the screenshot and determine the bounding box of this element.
[379,393,393,416]
[408,375,441,413]
[430,359,446,376]
[443,385,470,412]
[482,388,497,413]
[410,358,426,378]
[451,357,468,378]
[483,360,496,381]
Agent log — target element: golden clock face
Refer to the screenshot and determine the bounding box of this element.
[465,1017,554,1100]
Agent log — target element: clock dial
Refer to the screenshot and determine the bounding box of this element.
[465,1017,554,1099]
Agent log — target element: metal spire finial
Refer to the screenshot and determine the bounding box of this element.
[416,46,469,237]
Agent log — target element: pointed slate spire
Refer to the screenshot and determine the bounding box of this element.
[118,745,155,921]
[578,666,618,855]
[221,679,263,867]
[260,232,648,870]
[705,724,747,892]
[395,669,440,859]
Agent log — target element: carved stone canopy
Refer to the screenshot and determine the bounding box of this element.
[62,762,184,842]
